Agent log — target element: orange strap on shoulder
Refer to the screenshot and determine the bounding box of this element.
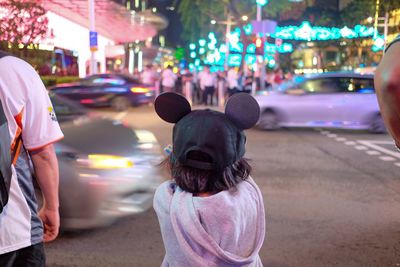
[11,108,24,165]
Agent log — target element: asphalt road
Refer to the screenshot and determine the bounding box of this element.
[46,105,400,267]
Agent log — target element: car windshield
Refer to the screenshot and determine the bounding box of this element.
[276,81,298,92]
[49,91,87,117]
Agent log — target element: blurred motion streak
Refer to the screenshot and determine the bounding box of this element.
[36,93,164,230]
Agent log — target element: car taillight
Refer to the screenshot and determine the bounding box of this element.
[130,87,150,93]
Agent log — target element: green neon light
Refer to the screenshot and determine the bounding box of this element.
[189,43,196,50]
[256,0,268,6]
[271,21,377,41]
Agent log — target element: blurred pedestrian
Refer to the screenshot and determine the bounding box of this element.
[272,68,284,86]
[227,67,239,96]
[0,51,64,266]
[375,34,400,147]
[182,68,194,101]
[161,65,177,93]
[132,67,141,80]
[284,71,294,81]
[153,92,265,267]
[175,70,183,94]
[141,64,158,86]
[198,65,216,105]
[243,70,254,94]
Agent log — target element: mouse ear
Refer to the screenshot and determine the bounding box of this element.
[155,92,191,123]
[225,93,260,130]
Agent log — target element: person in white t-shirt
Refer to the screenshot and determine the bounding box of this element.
[0,51,64,266]
[161,66,177,93]
[227,67,239,96]
[198,65,216,105]
[141,64,158,86]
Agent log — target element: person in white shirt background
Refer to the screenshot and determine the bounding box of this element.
[141,64,158,86]
[198,65,216,106]
[227,67,239,96]
[161,65,177,93]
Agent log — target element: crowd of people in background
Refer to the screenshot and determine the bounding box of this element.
[138,63,294,106]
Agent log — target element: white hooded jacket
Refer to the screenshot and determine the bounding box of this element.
[153,177,266,267]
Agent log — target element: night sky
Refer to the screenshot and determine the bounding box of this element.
[149,0,184,47]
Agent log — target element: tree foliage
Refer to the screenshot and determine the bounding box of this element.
[0,0,48,46]
[177,0,292,42]
[341,0,400,26]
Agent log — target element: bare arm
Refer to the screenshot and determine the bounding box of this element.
[29,144,60,242]
[374,41,400,147]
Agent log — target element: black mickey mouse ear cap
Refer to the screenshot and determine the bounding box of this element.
[225,93,260,130]
[155,92,191,123]
[154,92,260,171]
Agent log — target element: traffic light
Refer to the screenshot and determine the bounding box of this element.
[255,37,264,55]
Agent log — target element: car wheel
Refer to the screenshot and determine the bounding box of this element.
[111,97,131,111]
[259,110,279,130]
[369,114,387,134]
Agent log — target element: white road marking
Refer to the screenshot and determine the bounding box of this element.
[358,140,400,159]
[114,111,128,121]
[345,141,356,146]
[379,156,396,161]
[366,150,381,155]
[355,146,367,150]
[320,134,400,166]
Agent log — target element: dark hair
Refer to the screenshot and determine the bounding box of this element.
[162,152,252,194]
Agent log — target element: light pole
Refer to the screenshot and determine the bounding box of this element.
[256,0,268,91]
[371,0,390,54]
[211,16,237,70]
[88,0,97,74]
[225,15,233,70]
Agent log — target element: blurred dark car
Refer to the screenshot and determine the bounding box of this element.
[40,93,164,230]
[50,74,155,111]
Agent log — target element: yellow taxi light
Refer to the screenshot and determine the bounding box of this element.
[81,154,134,169]
[131,87,150,93]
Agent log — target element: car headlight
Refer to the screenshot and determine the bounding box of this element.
[130,87,150,93]
[77,154,134,169]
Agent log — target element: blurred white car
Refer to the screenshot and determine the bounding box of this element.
[36,93,164,230]
[255,72,386,133]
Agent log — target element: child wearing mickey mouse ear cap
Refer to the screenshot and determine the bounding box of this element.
[153,92,266,267]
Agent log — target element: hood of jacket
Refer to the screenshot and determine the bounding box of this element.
[154,177,266,267]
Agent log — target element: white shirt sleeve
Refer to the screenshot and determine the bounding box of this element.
[0,56,64,150]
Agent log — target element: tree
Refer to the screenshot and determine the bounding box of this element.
[176,0,293,70]
[0,0,48,48]
[177,0,293,43]
[340,0,400,26]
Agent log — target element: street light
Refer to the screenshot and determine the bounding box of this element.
[256,0,268,91]
[370,0,389,53]
[211,19,217,25]
[242,15,249,22]
[256,0,268,6]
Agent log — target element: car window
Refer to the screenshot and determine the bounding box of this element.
[352,78,375,93]
[92,76,126,85]
[81,75,126,86]
[332,77,375,94]
[119,74,140,84]
[49,92,86,119]
[276,81,298,92]
[300,78,342,94]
